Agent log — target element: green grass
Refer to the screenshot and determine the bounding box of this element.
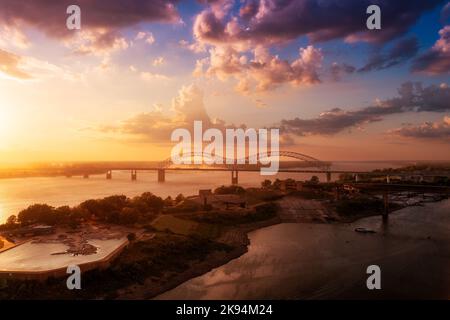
[151,214,221,238]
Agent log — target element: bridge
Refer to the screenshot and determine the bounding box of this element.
[78,151,335,184]
[68,151,450,187]
[337,182,450,223]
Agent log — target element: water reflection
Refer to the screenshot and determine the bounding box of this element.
[157,200,450,299]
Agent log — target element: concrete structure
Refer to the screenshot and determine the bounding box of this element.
[231,170,239,185]
[157,169,165,182]
[0,238,128,281]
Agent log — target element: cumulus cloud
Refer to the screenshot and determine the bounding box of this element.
[359,37,419,72]
[281,82,450,136]
[191,0,440,93]
[388,116,450,141]
[0,0,179,53]
[193,0,444,46]
[412,25,450,74]
[96,84,231,143]
[0,48,32,79]
[195,44,323,92]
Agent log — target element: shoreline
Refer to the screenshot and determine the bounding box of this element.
[117,217,282,299]
[128,196,447,300]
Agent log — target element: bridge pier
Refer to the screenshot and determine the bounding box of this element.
[326,172,331,183]
[383,190,389,223]
[131,170,137,181]
[106,170,112,180]
[386,175,390,184]
[158,169,165,183]
[231,170,239,185]
[355,174,359,183]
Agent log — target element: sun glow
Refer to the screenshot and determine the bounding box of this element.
[0,106,14,145]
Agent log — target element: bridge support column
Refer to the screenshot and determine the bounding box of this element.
[326,172,331,183]
[355,174,359,183]
[383,191,389,223]
[158,169,165,183]
[386,175,390,184]
[231,170,239,185]
[131,170,137,181]
[106,170,112,180]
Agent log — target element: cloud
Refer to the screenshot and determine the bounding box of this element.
[152,56,165,66]
[96,84,230,143]
[281,82,450,136]
[329,62,356,81]
[0,0,180,52]
[195,44,323,92]
[388,116,450,141]
[412,25,450,74]
[0,48,32,79]
[0,48,72,80]
[140,71,170,81]
[135,31,155,45]
[359,37,419,72]
[193,0,444,46]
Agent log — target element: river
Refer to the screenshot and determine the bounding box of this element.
[156,199,450,299]
[0,161,409,223]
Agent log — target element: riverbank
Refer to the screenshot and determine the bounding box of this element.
[0,185,447,299]
[117,217,281,299]
[156,198,450,300]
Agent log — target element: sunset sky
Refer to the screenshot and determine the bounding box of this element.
[0,0,449,163]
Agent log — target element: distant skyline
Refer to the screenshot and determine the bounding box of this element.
[0,0,449,163]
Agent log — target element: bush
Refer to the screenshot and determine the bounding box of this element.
[214,185,245,195]
[127,233,136,241]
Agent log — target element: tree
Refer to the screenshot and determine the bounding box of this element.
[310,176,320,184]
[18,204,56,225]
[139,192,164,213]
[261,180,272,188]
[6,215,17,226]
[163,196,174,207]
[120,207,139,225]
[175,193,185,203]
[127,233,136,242]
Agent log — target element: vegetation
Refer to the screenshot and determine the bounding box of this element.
[1,192,166,229]
[214,185,246,195]
[185,202,278,226]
